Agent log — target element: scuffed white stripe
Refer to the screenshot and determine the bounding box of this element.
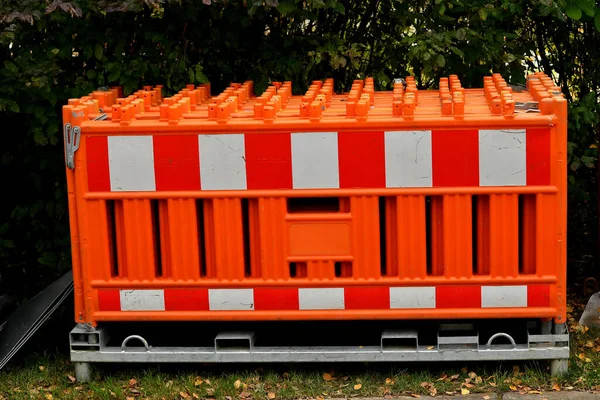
[199,134,247,190]
[291,132,339,189]
[298,288,344,310]
[481,285,527,308]
[108,136,156,191]
[385,130,433,188]
[208,289,254,310]
[479,129,526,186]
[389,287,436,309]
[120,289,165,311]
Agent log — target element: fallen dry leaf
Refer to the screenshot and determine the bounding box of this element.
[129,388,140,394]
[529,391,542,394]
[552,383,561,391]
[323,373,333,381]
[468,372,477,379]
[426,346,435,350]
[180,392,190,399]
[110,391,116,397]
[450,375,459,381]
[354,384,362,390]
[465,378,472,384]
[488,382,497,387]
[193,395,200,399]
[234,380,242,389]
[475,377,483,384]
[385,378,394,385]
[67,375,76,383]
[126,398,135,400]
[461,388,470,395]
[226,396,232,400]
[205,379,212,385]
[316,396,325,400]
[194,378,203,387]
[429,387,438,396]
[578,353,586,361]
[509,385,517,391]
[565,386,574,390]
[268,392,276,399]
[461,367,468,374]
[437,374,448,382]
[166,380,174,388]
[446,392,455,396]
[411,394,421,398]
[586,341,594,348]
[482,396,491,400]
[206,388,215,396]
[586,358,592,363]
[45,395,53,400]
[129,378,138,386]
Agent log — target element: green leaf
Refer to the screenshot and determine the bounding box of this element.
[450,47,465,58]
[575,0,595,17]
[84,45,92,60]
[277,0,296,15]
[422,51,431,61]
[595,10,600,31]
[51,48,60,55]
[333,2,345,14]
[565,4,582,20]
[479,8,487,20]
[94,44,103,60]
[8,102,19,113]
[456,28,467,41]
[434,54,445,67]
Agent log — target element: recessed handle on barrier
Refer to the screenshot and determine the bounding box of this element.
[486,333,517,349]
[121,335,150,351]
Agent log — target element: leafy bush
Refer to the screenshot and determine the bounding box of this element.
[0,0,598,301]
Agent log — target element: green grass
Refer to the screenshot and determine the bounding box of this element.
[2,295,600,400]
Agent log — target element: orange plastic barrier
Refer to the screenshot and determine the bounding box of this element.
[63,73,567,326]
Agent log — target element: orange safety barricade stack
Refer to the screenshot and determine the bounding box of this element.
[63,73,567,328]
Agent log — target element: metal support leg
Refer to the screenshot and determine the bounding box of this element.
[550,359,568,376]
[74,362,92,382]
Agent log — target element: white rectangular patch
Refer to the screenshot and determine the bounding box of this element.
[389,287,436,309]
[120,289,165,311]
[481,285,527,308]
[298,288,344,310]
[478,129,526,186]
[291,132,339,189]
[208,289,255,311]
[385,131,433,188]
[199,134,247,190]
[108,136,156,191]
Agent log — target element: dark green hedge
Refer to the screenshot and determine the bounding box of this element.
[0,0,598,302]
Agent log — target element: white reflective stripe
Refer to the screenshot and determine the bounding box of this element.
[120,290,165,311]
[291,132,339,189]
[385,130,433,188]
[199,134,247,190]
[298,288,344,310]
[208,289,254,310]
[478,129,527,186]
[481,285,527,308]
[108,136,156,191]
[389,287,436,309]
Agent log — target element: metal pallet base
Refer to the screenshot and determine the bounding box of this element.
[69,321,569,381]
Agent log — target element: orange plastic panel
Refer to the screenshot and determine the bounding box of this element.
[63,73,567,325]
